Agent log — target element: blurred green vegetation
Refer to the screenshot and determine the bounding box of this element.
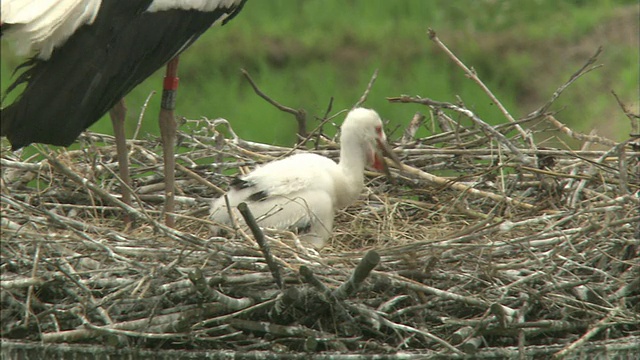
[1,0,638,149]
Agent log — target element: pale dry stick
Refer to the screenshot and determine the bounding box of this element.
[381,272,490,308]
[23,242,41,328]
[99,158,168,216]
[377,295,413,313]
[555,254,621,284]
[134,194,197,207]
[193,327,244,342]
[131,141,166,165]
[176,151,199,168]
[517,293,529,360]
[616,142,631,196]
[528,47,604,119]
[43,302,221,343]
[76,312,189,340]
[177,124,215,151]
[567,130,597,207]
[396,160,535,210]
[519,165,592,181]
[490,303,517,328]
[393,147,637,158]
[569,141,629,208]
[22,197,147,268]
[347,302,464,356]
[100,279,144,304]
[2,195,136,267]
[612,90,640,146]
[290,111,343,154]
[470,337,640,359]
[42,151,209,249]
[133,90,156,140]
[191,298,277,330]
[0,158,45,172]
[434,107,454,133]
[67,226,144,268]
[209,118,290,154]
[545,114,617,147]
[353,68,379,109]
[444,315,547,332]
[74,132,147,149]
[552,307,621,359]
[495,137,508,203]
[608,271,640,303]
[451,326,474,345]
[0,277,45,289]
[498,213,566,232]
[497,271,546,302]
[189,268,254,310]
[401,112,426,144]
[490,228,587,257]
[427,28,531,148]
[175,162,225,195]
[388,95,535,166]
[58,258,115,327]
[229,318,337,341]
[222,193,242,236]
[423,109,542,148]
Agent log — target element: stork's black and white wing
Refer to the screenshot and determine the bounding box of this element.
[1,0,246,149]
[210,153,340,248]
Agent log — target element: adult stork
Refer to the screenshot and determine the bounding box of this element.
[0,0,247,226]
[209,108,402,249]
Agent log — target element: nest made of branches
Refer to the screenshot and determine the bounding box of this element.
[2,44,639,359]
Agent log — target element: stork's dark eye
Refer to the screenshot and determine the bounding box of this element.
[375,125,383,136]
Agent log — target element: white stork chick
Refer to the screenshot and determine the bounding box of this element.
[209,108,400,249]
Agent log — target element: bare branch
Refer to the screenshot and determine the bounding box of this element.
[428,28,531,146]
[353,69,379,109]
[241,68,308,142]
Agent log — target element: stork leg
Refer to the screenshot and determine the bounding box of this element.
[109,98,132,225]
[159,56,180,227]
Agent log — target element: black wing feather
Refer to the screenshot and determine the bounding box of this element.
[1,0,247,149]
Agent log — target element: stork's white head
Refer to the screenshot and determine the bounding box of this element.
[340,108,400,171]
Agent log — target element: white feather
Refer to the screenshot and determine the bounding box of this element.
[146,0,243,13]
[210,108,389,249]
[1,0,101,59]
[146,0,243,27]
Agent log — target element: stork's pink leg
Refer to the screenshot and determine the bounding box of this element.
[159,56,180,227]
[109,98,132,225]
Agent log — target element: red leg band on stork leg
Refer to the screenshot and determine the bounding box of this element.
[163,77,180,91]
[161,57,180,110]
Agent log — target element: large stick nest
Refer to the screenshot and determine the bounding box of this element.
[2,49,639,359]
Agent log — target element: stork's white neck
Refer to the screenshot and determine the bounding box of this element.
[334,130,370,208]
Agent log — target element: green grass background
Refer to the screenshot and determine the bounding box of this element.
[2,0,638,149]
